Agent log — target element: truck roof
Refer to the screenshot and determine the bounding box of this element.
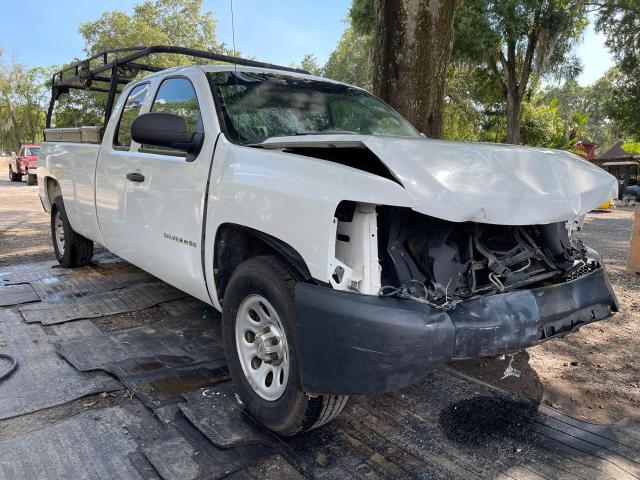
[137,63,338,86]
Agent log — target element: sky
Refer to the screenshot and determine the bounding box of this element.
[0,0,613,87]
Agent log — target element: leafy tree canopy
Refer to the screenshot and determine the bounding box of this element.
[323,26,371,90]
[595,0,640,73]
[79,0,223,63]
[622,140,640,154]
[453,0,587,143]
[51,0,226,128]
[594,0,640,138]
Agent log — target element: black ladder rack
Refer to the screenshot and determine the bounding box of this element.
[46,45,310,129]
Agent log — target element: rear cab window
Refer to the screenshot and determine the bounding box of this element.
[141,77,202,156]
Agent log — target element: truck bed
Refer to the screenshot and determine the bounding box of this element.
[38,140,103,246]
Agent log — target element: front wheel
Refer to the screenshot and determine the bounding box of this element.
[51,197,94,267]
[26,172,37,186]
[222,255,348,436]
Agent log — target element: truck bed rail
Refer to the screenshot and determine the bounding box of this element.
[43,126,102,143]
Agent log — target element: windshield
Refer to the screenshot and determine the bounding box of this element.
[25,147,40,156]
[208,71,420,145]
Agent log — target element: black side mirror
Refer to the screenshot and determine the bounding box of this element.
[131,112,204,155]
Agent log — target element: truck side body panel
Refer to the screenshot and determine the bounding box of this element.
[38,142,104,245]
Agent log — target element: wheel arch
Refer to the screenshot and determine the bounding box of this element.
[213,223,312,302]
[43,176,61,211]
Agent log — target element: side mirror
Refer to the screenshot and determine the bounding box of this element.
[131,112,204,155]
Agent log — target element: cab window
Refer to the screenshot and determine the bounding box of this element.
[143,77,202,155]
[114,83,149,149]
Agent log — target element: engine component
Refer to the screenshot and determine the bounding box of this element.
[377,207,597,307]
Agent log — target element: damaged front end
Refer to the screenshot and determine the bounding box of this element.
[377,207,602,312]
[295,204,618,395]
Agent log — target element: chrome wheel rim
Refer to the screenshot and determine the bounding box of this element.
[54,210,65,253]
[235,294,289,401]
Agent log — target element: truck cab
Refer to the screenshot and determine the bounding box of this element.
[9,144,40,185]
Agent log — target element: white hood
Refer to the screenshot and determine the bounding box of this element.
[260,135,618,225]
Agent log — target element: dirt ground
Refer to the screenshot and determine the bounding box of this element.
[452,207,640,423]
[1,155,638,425]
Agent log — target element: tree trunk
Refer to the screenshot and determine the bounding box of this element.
[500,39,523,145]
[371,0,457,138]
[505,86,521,144]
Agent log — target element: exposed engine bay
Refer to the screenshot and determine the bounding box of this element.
[330,202,599,310]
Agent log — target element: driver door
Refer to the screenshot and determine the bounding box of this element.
[112,72,218,303]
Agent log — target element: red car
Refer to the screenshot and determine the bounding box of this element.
[9,144,40,185]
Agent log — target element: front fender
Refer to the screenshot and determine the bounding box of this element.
[203,136,414,309]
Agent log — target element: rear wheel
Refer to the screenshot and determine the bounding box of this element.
[222,255,348,436]
[51,197,94,267]
[8,165,21,182]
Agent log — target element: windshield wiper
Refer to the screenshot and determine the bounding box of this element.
[292,130,359,136]
[247,130,360,147]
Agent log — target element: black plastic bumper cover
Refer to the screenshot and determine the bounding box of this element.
[295,267,618,395]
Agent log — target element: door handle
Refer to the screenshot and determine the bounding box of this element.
[126,172,145,182]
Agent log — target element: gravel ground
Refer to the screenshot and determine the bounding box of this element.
[0,158,54,267]
[1,156,638,424]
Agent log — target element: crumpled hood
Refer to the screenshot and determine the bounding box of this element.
[260,135,618,225]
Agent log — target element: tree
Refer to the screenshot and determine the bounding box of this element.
[519,98,568,148]
[602,66,640,136]
[298,54,323,76]
[594,0,640,73]
[323,26,372,90]
[79,0,222,60]
[622,141,640,155]
[442,65,483,141]
[47,0,225,128]
[454,0,587,144]
[0,49,49,151]
[594,0,640,137]
[538,73,631,153]
[350,0,458,138]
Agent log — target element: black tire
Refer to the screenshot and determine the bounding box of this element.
[26,172,37,186]
[222,255,348,436]
[51,196,94,267]
[8,165,21,182]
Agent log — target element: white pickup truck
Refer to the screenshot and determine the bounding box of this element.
[39,46,618,435]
